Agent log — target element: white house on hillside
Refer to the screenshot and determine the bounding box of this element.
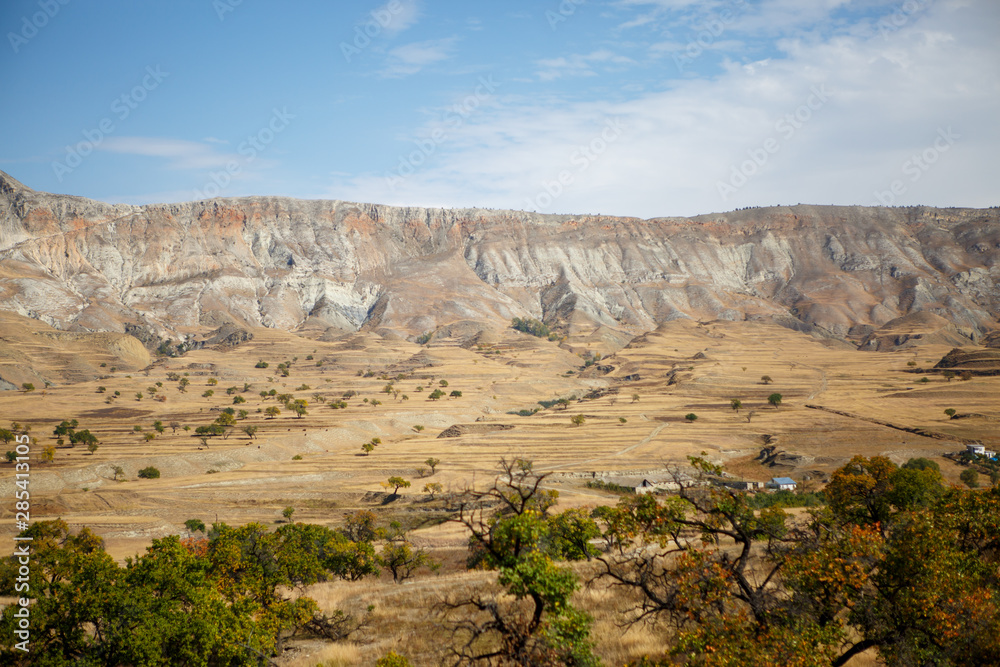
[768,477,797,491]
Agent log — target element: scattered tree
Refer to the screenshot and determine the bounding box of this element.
[379,541,438,583]
[768,392,783,409]
[761,375,773,384]
[385,476,411,495]
[960,468,980,489]
[184,518,206,533]
[731,398,742,413]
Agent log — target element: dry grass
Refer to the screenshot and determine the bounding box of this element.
[1,315,995,663]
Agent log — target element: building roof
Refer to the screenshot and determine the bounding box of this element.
[771,477,797,485]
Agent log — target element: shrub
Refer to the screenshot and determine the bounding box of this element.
[960,468,980,489]
[511,316,551,338]
[137,466,160,479]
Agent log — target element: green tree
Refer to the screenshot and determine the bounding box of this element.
[184,518,206,533]
[424,457,440,474]
[902,457,940,473]
[215,412,237,439]
[265,406,281,419]
[768,392,783,408]
[571,414,586,426]
[944,408,957,419]
[376,651,413,667]
[731,398,742,413]
[761,375,773,384]
[287,398,309,418]
[423,482,443,499]
[960,468,980,489]
[341,510,379,543]
[138,466,160,479]
[379,541,438,583]
[442,458,599,665]
[20,383,34,393]
[282,506,295,523]
[685,413,698,422]
[385,477,411,494]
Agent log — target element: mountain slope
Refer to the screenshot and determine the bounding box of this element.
[1,170,997,344]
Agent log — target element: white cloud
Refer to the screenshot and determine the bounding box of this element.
[328,0,1000,217]
[381,0,421,36]
[536,50,635,81]
[99,137,237,170]
[380,37,459,77]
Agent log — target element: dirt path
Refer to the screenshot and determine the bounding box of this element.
[804,404,977,444]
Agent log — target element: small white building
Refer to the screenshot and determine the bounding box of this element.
[967,444,997,458]
[768,477,797,491]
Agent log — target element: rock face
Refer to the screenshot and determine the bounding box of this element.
[1,169,998,343]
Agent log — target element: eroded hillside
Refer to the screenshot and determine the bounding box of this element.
[1,170,997,344]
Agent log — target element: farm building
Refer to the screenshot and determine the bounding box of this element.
[719,480,766,491]
[768,477,797,491]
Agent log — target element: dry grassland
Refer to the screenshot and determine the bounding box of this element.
[0,312,996,663]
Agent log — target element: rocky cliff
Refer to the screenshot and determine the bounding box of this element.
[1,170,997,344]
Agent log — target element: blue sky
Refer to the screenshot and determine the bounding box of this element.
[1,0,997,217]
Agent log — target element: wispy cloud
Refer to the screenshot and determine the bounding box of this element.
[329,0,1000,217]
[536,50,635,81]
[381,0,421,36]
[99,137,237,170]
[380,37,459,77]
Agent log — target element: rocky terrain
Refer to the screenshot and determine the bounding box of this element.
[1,170,998,346]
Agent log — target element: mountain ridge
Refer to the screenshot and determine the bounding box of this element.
[1,170,997,346]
